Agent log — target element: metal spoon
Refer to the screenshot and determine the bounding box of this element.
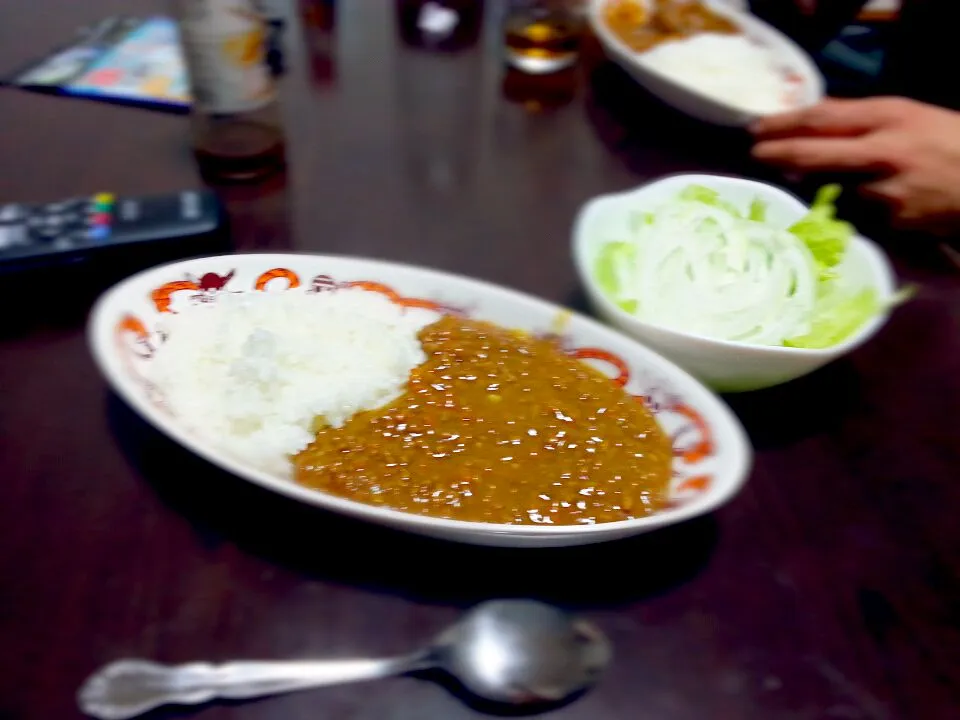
[78,600,611,719]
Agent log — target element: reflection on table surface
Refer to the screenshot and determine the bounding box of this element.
[0,2,959,720]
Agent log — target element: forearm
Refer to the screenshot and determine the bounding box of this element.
[749,0,871,49]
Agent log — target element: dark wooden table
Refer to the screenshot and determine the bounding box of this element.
[2,2,959,719]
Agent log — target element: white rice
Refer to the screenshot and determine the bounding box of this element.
[642,33,792,114]
[146,288,439,476]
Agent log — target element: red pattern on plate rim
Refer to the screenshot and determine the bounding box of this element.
[114,267,716,502]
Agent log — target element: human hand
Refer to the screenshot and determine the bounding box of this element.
[751,97,960,234]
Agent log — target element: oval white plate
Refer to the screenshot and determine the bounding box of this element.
[588,0,825,126]
[88,254,752,547]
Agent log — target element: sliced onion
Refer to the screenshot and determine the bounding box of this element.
[609,202,819,346]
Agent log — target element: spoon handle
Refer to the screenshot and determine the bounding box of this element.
[78,657,413,720]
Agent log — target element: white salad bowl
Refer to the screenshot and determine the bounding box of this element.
[573,174,899,393]
[89,253,751,547]
[588,0,825,126]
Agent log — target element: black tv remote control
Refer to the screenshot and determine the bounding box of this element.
[0,190,227,274]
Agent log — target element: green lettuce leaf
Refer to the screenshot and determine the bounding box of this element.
[788,184,854,280]
[785,286,880,349]
[748,197,767,222]
[678,185,742,218]
[594,241,638,314]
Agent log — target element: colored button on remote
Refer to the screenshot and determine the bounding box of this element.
[87,226,111,241]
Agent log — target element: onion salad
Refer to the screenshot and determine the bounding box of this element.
[593,184,903,349]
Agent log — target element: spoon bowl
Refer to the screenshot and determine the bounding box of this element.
[434,600,611,706]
